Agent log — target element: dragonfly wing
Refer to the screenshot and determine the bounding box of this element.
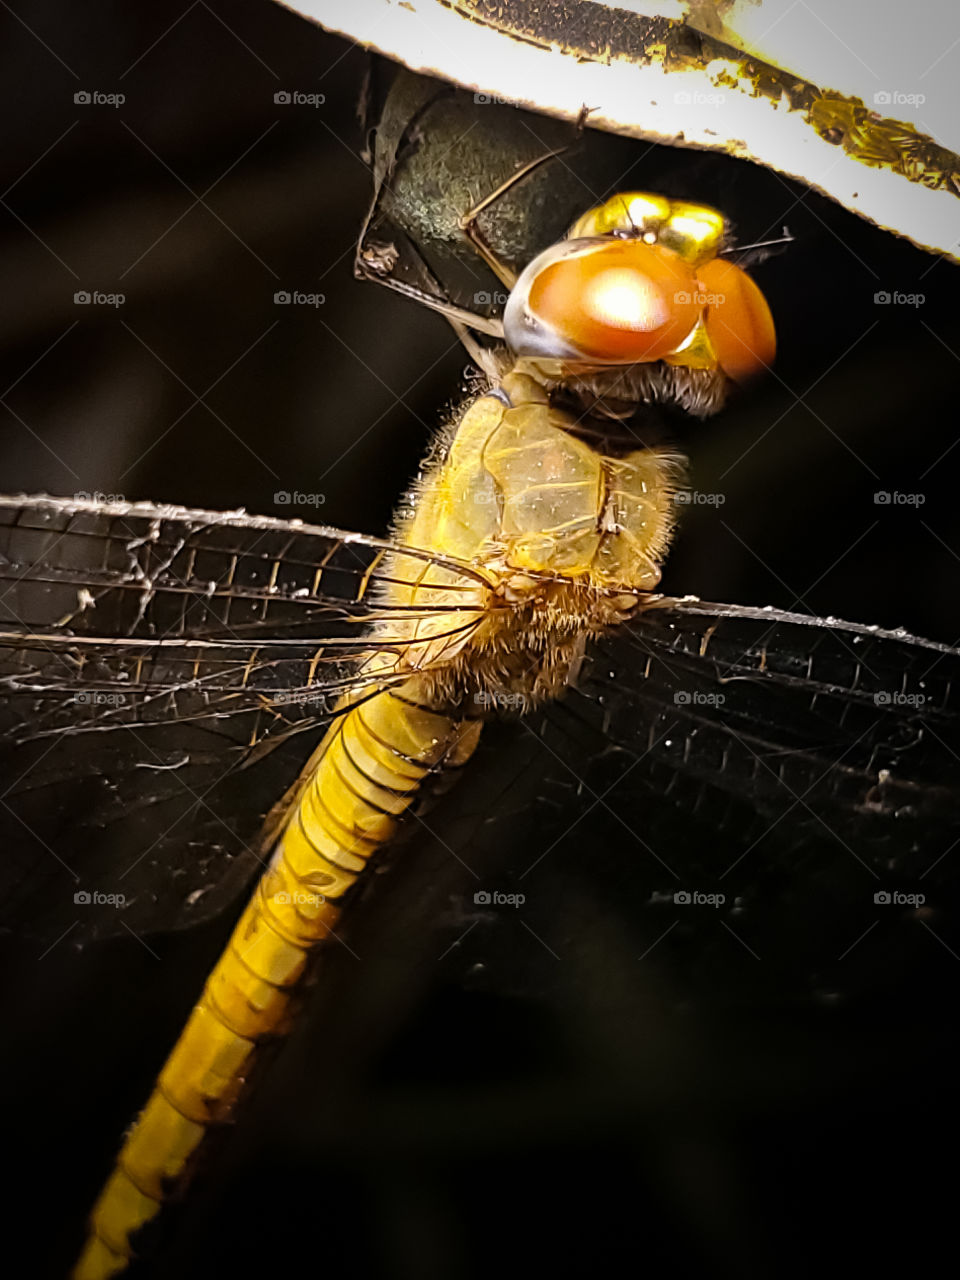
[0,495,486,946]
[0,707,326,951]
[564,599,960,871]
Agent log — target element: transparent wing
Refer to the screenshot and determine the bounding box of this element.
[0,495,488,946]
[329,602,960,1042]
[563,598,960,868]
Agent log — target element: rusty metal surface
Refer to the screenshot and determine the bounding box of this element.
[281,0,960,263]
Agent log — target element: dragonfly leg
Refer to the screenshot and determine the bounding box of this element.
[446,315,504,382]
[458,143,575,289]
[456,104,593,287]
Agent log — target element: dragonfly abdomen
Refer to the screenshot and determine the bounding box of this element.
[72,679,481,1280]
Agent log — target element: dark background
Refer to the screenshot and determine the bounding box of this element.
[0,2,958,1277]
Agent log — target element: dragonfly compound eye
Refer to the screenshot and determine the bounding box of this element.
[503,236,776,382]
[504,238,701,363]
[696,257,777,382]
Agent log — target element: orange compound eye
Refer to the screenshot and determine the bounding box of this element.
[697,258,776,381]
[527,240,701,363]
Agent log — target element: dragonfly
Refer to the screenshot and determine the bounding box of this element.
[1,70,958,1280]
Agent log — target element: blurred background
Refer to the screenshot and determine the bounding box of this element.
[0,2,957,1277]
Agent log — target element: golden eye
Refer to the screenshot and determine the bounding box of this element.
[697,258,776,381]
[525,240,701,362]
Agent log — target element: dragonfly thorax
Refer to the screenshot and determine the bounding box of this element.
[379,370,683,707]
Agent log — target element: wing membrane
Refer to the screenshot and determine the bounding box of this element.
[0,494,488,737]
[0,495,487,946]
[565,598,960,868]
[6,501,959,947]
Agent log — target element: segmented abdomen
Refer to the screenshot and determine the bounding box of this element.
[73,678,481,1279]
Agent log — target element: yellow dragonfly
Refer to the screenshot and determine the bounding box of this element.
[1,77,957,1280]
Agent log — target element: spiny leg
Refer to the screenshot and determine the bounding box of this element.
[457,105,595,287]
[458,145,571,289]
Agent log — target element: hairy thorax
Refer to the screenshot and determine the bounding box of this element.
[374,368,684,710]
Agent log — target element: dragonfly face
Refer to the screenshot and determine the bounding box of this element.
[501,191,777,420]
[359,77,779,421]
[504,192,776,383]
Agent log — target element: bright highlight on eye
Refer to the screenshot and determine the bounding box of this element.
[582,269,670,331]
[527,240,701,362]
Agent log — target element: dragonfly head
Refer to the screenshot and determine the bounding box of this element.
[502,191,776,397]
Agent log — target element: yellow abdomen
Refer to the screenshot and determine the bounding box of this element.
[72,680,481,1279]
